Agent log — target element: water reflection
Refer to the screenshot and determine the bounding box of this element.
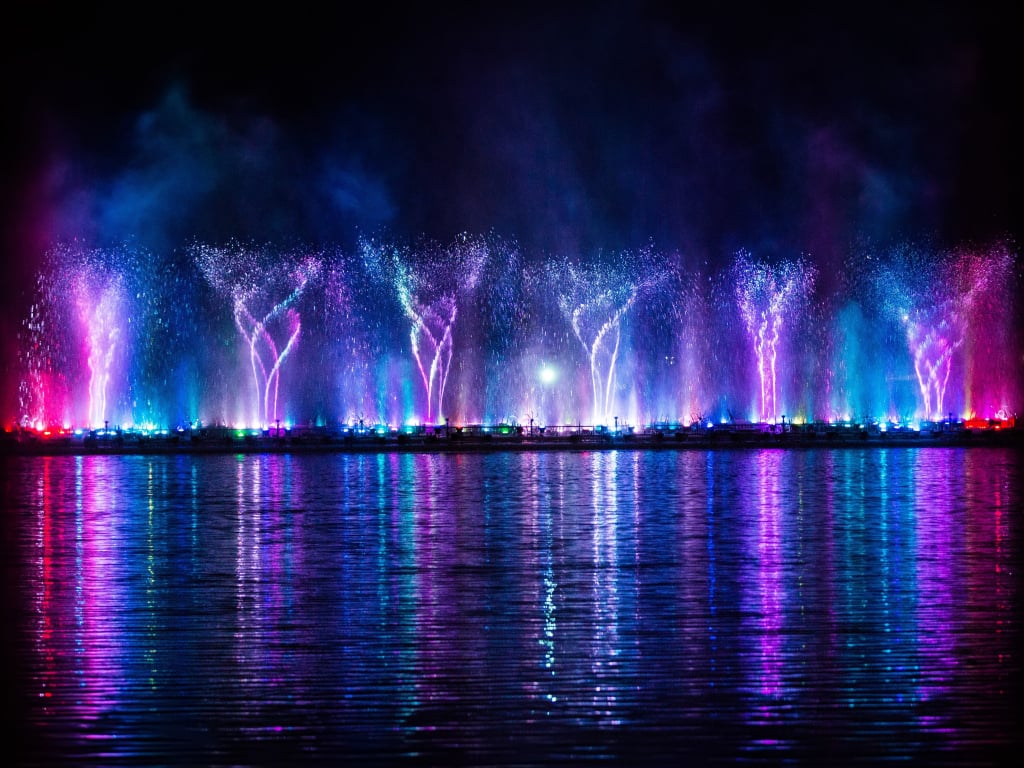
[587,450,624,723]
[744,450,788,733]
[5,447,1019,766]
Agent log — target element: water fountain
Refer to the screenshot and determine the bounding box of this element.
[872,243,1016,422]
[361,234,487,425]
[550,252,669,427]
[17,245,139,430]
[732,252,817,424]
[196,242,322,428]
[80,273,126,429]
[7,237,1020,445]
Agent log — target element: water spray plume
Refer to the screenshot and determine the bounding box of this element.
[873,244,1014,421]
[79,275,125,428]
[362,234,487,423]
[9,238,1020,433]
[197,242,322,428]
[554,249,670,426]
[733,253,817,423]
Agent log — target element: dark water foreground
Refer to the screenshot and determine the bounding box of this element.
[2,447,1021,766]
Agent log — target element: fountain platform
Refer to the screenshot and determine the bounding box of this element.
[4,421,1020,456]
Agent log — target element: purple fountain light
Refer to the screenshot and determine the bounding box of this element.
[875,244,1015,421]
[79,273,126,429]
[197,243,322,428]
[733,253,817,423]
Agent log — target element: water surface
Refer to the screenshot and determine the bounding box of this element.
[3,447,1020,766]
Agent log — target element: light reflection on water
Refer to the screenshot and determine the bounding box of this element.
[3,447,1020,766]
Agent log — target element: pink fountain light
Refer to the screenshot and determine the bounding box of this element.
[877,244,1014,422]
[18,279,66,431]
[16,246,139,432]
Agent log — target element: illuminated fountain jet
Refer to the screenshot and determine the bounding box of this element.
[79,276,126,428]
[362,235,487,424]
[901,302,961,420]
[556,256,667,427]
[733,253,816,423]
[397,271,458,424]
[198,245,322,427]
[879,246,1014,421]
[17,245,142,431]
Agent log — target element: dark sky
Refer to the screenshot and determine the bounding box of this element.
[1,1,1019,357]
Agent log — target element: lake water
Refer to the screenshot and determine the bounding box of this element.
[2,447,1020,766]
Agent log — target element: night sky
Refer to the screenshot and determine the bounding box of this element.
[1,1,1019,411]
